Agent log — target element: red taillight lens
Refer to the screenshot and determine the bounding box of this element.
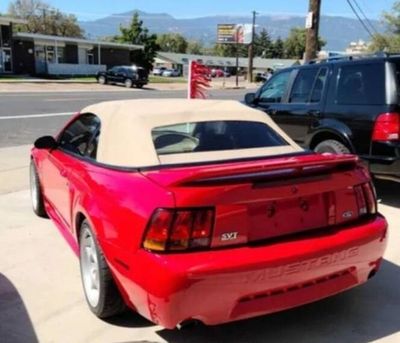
[354,184,368,216]
[143,209,174,251]
[143,208,214,252]
[354,182,377,217]
[372,112,400,141]
[169,211,192,251]
[362,182,377,214]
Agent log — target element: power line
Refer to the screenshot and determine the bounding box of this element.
[346,0,374,39]
[351,0,379,35]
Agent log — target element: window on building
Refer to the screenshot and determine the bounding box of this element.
[57,47,65,64]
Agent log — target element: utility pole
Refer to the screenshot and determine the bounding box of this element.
[247,10,257,83]
[304,0,321,62]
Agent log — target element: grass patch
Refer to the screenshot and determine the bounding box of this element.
[149,75,187,83]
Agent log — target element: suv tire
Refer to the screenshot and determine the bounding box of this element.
[314,139,350,154]
[98,76,107,85]
[124,79,133,88]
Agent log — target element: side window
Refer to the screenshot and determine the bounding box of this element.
[310,68,328,103]
[289,68,319,103]
[335,63,385,105]
[58,114,101,158]
[259,70,291,103]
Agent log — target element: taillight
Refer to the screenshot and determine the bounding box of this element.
[143,208,214,252]
[362,182,377,214]
[354,182,377,216]
[372,112,400,141]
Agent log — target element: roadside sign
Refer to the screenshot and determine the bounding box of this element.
[305,11,313,29]
[217,24,237,43]
[217,24,253,44]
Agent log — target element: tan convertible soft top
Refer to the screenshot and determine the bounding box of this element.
[81,99,303,168]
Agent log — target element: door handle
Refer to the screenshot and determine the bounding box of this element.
[308,110,321,118]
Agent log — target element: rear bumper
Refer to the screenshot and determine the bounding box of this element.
[368,158,400,182]
[117,216,387,329]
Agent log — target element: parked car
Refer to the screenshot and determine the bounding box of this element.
[211,68,230,78]
[153,67,167,76]
[245,53,400,182]
[162,68,181,77]
[96,65,148,88]
[30,99,387,329]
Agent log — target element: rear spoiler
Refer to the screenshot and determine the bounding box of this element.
[173,154,360,186]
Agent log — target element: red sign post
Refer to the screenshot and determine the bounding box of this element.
[188,60,211,99]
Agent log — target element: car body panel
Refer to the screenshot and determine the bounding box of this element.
[31,100,388,328]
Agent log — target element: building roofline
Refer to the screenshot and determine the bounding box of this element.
[0,16,27,25]
[13,32,143,50]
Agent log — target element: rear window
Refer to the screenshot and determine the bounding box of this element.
[335,63,385,105]
[152,121,288,155]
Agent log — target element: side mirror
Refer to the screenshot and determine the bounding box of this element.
[245,92,256,105]
[34,136,57,150]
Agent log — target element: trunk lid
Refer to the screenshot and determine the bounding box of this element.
[141,153,371,248]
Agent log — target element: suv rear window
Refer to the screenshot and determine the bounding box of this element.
[335,63,385,105]
[152,121,288,155]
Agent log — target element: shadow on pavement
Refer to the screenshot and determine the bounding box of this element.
[156,260,400,343]
[103,310,154,328]
[0,274,38,343]
[374,179,400,208]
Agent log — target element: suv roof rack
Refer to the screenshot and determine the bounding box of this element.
[307,51,399,65]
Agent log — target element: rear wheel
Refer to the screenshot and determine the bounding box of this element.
[30,160,47,218]
[124,78,133,88]
[79,220,126,318]
[314,139,350,154]
[98,76,107,85]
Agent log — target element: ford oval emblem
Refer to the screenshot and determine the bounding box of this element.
[342,211,353,219]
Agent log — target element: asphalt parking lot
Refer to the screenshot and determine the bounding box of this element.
[0,87,399,343]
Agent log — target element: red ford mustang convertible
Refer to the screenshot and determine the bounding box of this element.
[30,99,387,329]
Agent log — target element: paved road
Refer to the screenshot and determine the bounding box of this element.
[0,88,250,147]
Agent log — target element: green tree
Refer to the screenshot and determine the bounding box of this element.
[8,0,83,37]
[213,43,247,57]
[272,37,285,58]
[116,12,159,71]
[254,28,273,57]
[284,27,325,59]
[157,33,188,53]
[187,40,204,54]
[369,2,400,52]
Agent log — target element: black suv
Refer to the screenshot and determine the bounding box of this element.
[245,53,400,182]
[97,65,148,88]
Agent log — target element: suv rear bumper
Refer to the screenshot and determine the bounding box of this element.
[111,215,388,329]
[367,157,400,182]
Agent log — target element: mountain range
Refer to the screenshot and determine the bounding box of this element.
[79,10,385,51]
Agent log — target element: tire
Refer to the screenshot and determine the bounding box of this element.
[79,220,126,318]
[124,78,133,88]
[314,139,351,154]
[30,160,47,218]
[98,76,107,85]
[135,83,143,89]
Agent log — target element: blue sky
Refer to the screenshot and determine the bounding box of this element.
[0,0,395,20]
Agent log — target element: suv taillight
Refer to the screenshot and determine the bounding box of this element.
[143,208,214,252]
[354,182,377,216]
[372,112,400,141]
